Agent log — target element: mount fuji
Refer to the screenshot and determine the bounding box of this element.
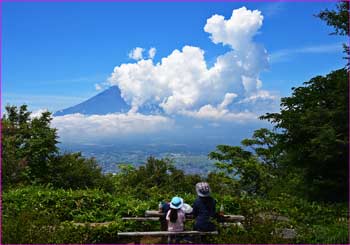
[54,86,163,116]
[54,86,130,116]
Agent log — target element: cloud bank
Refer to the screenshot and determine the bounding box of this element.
[108,7,276,119]
[52,113,174,142]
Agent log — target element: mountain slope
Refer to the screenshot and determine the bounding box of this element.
[54,86,131,116]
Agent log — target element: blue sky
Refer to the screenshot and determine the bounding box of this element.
[2,1,347,145]
[3,1,346,112]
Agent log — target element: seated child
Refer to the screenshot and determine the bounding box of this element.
[166,196,186,243]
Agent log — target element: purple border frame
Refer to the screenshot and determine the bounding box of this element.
[0,0,348,245]
[0,0,343,2]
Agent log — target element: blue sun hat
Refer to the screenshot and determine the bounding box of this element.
[170,196,184,209]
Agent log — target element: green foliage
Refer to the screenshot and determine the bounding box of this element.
[2,105,114,192]
[262,69,349,202]
[3,186,151,223]
[207,171,239,196]
[296,223,349,244]
[48,152,114,192]
[2,205,60,244]
[316,1,349,67]
[316,1,349,36]
[51,221,125,244]
[209,143,275,196]
[207,127,303,199]
[2,105,58,187]
[2,186,158,243]
[241,128,281,168]
[113,157,201,199]
[210,193,348,244]
[3,183,348,243]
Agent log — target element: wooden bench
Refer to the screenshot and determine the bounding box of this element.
[144,210,245,222]
[119,211,242,243]
[122,217,160,221]
[118,231,219,237]
[74,211,244,243]
[118,230,218,244]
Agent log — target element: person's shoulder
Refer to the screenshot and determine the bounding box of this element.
[207,196,215,202]
[162,202,170,211]
[193,197,201,204]
[195,197,202,202]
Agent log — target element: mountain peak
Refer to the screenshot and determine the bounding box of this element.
[54,86,131,116]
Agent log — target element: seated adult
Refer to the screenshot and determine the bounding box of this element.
[192,182,217,231]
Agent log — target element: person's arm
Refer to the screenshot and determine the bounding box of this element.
[165,210,170,221]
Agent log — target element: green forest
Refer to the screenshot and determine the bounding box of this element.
[2,2,349,244]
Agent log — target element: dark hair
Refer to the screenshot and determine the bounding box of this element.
[169,208,178,223]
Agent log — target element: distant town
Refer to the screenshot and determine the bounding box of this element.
[60,143,217,176]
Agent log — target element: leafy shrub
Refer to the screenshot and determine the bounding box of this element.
[48,152,115,192]
[3,186,348,244]
[113,157,202,199]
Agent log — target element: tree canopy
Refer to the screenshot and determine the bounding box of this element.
[316,1,349,65]
[316,1,349,36]
[2,105,58,186]
[261,68,349,202]
[1,105,112,191]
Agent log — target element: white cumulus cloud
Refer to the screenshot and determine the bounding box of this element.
[184,105,257,122]
[204,7,263,50]
[148,47,157,59]
[182,94,257,122]
[107,7,276,121]
[52,113,174,142]
[129,47,145,61]
[30,109,49,118]
[218,93,238,110]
